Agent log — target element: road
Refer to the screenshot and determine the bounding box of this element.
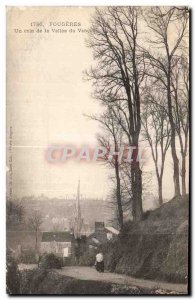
[18,264,187,294]
[56,266,187,294]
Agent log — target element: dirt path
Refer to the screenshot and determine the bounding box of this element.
[56,266,187,294]
[18,264,187,294]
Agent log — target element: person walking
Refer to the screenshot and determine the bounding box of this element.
[95,250,104,272]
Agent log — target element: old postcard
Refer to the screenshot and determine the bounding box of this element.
[6,6,190,295]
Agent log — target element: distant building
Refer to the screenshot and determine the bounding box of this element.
[40,182,89,260]
[40,232,74,258]
[87,222,119,248]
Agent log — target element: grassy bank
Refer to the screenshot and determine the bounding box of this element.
[102,195,189,283]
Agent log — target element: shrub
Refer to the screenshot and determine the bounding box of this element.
[142,210,152,220]
[20,268,112,294]
[62,256,77,266]
[79,249,96,266]
[40,253,62,269]
[20,249,37,264]
[6,251,20,294]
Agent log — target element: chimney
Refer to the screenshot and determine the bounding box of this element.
[95,222,105,233]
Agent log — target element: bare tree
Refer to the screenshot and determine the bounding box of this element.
[86,7,146,220]
[52,221,61,232]
[171,56,189,195]
[144,7,189,197]
[142,87,171,205]
[88,108,124,229]
[28,210,43,251]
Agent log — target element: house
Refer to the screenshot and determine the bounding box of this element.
[87,222,119,249]
[40,231,74,258]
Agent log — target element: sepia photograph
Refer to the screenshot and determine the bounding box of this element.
[6,6,190,295]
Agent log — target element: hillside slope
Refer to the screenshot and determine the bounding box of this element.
[103,195,189,283]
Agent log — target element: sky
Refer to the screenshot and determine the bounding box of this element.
[6,7,189,201]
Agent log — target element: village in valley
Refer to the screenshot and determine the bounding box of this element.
[7,181,119,265]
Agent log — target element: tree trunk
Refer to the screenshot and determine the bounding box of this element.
[181,154,186,196]
[35,229,38,251]
[167,69,181,197]
[131,161,143,221]
[158,177,163,206]
[115,162,123,229]
[171,139,181,197]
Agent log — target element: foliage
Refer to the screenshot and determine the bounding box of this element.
[20,248,37,264]
[79,249,97,266]
[6,200,24,227]
[19,269,111,294]
[62,256,77,267]
[40,253,62,269]
[111,284,150,295]
[6,251,20,294]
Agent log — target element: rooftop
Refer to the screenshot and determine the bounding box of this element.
[105,226,119,235]
[42,231,73,242]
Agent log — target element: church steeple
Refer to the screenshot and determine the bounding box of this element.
[73,180,83,239]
